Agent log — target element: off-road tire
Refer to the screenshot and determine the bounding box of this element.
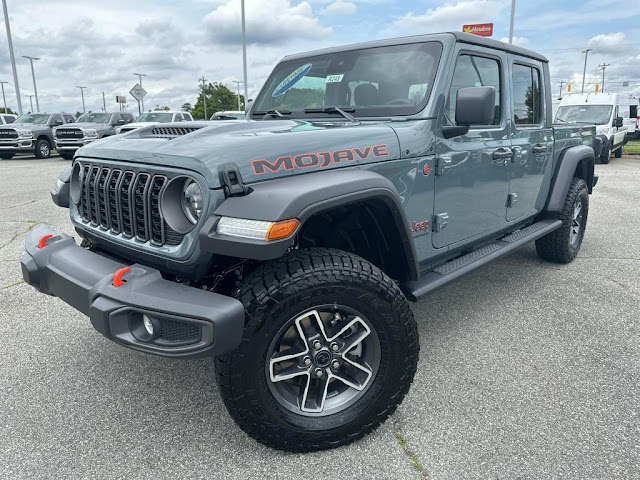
[614,145,623,158]
[34,138,51,159]
[536,178,588,263]
[0,153,14,160]
[59,152,74,161]
[215,248,419,452]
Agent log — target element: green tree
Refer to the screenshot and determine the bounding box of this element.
[154,105,170,111]
[191,82,245,120]
[181,102,192,112]
[1,107,16,115]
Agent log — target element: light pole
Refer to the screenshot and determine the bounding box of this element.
[22,56,40,112]
[508,0,516,44]
[599,63,610,93]
[199,76,208,120]
[241,0,249,113]
[232,80,243,111]
[2,0,23,114]
[581,49,593,94]
[27,95,34,112]
[76,86,87,113]
[133,73,147,112]
[0,80,8,113]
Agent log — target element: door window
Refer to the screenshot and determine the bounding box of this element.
[3,115,15,124]
[63,115,75,123]
[512,64,542,126]
[50,114,63,125]
[448,54,502,126]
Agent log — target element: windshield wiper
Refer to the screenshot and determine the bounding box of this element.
[303,106,359,123]
[252,109,291,118]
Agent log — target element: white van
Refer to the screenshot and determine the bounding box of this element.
[555,93,637,163]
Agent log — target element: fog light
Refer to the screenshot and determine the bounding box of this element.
[143,315,155,335]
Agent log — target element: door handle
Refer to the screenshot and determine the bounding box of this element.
[532,144,547,154]
[492,148,513,165]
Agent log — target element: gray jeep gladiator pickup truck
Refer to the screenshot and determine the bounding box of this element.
[0,112,75,159]
[54,112,134,160]
[21,32,598,452]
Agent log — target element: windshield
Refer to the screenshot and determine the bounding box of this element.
[76,113,112,123]
[555,105,613,125]
[15,114,50,124]
[136,112,173,123]
[251,42,442,119]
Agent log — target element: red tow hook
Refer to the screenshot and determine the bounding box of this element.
[112,266,131,287]
[38,234,53,249]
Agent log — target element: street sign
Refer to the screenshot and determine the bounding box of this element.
[129,84,147,102]
[462,23,493,37]
[115,95,126,104]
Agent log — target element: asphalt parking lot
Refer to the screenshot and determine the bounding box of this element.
[1,155,638,479]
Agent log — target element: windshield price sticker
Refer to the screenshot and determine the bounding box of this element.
[272,63,313,97]
[326,74,345,83]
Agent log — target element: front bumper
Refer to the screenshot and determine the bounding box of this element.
[55,138,96,151]
[0,139,35,152]
[20,225,245,358]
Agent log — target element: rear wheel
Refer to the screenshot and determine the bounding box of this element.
[600,142,611,164]
[0,153,14,160]
[216,248,419,452]
[34,139,51,159]
[536,178,588,263]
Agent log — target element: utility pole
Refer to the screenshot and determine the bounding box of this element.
[76,86,87,113]
[133,73,147,112]
[241,0,249,112]
[199,76,208,120]
[102,92,106,111]
[2,0,23,114]
[232,80,243,111]
[599,63,610,93]
[0,81,8,113]
[22,56,40,112]
[558,80,565,100]
[27,95,34,112]
[581,49,592,94]
[508,0,516,44]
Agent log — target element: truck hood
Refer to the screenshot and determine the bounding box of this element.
[120,122,157,129]
[61,122,112,131]
[0,123,48,131]
[76,120,401,189]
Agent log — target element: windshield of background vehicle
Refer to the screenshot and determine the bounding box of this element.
[555,105,613,125]
[15,114,50,124]
[251,42,442,119]
[137,112,173,123]
[76,113,112,123]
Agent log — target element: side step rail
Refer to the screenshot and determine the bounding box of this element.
[401,219,562,301]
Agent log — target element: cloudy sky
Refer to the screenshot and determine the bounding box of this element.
[1,0,639,115]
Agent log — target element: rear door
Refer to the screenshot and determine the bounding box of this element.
[433,46,511,248]
[507,58,553,221]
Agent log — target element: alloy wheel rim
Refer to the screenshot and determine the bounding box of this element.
[41,143,49,156]
[266,305,381,417]
[570,198,583,246]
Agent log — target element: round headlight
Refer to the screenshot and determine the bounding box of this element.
[181,179,202,224]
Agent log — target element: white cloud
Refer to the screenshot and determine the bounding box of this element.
[203,0,331,45]
[322,1,357,15]
[388,0,504,34]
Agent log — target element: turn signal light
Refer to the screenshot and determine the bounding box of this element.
[266,219,300,241]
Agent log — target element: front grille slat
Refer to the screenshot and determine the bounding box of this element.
[55,128,83,139]
[76,162,185,248]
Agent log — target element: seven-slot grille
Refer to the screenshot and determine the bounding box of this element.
[78,163,184,246]
[56,128,84,139]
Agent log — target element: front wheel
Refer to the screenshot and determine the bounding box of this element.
[34,139,51,159]
[216,248,419,452]
[536,178,588,263]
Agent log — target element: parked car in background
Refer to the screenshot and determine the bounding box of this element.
[555,93,634,163]
[54,112,134,160]
[1,113,17,124]
[116,111,194,134]
[210,110,245,120]
[0,112,75,159]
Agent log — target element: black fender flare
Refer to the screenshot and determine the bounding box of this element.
[199,169,419,280]
[545,145,595,212]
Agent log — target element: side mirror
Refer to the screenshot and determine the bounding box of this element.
[442,86,496,139]
[614,116,623,128]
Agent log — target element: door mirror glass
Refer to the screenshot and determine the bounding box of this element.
[614,116,623,128]
[455,86,496,126]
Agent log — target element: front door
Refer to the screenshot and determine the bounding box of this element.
[507,58,553,221]
[433,48,511,248]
